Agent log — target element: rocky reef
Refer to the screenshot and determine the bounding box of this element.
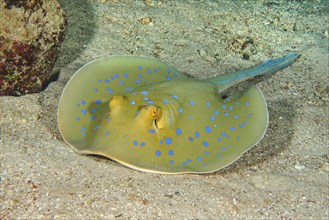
[0,0,67,96]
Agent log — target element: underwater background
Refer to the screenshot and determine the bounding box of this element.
[1,0,328,218]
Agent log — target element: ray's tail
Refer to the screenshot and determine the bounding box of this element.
[207,53,300,90]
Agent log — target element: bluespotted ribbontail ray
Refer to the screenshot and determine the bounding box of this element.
[58,53,299,174]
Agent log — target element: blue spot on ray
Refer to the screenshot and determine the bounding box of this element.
[176,128,182,135]
[80,109,87,115]
[171,95,179,100]
[165,137,172,145]
[123,73,128,78]
[168,150,174,156]
[81,100,86,105]
[156,150,161,156]
[239,123,245,128]
[205,126,212,133]
[106,87,113,94]
[195,132,200,138]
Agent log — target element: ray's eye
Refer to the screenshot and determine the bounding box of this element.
[136,104,160,122]
[150,110,157,118]
[109,95,125,110]
[148,106,160,119]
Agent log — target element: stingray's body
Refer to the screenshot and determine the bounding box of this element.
[58,54,299,174]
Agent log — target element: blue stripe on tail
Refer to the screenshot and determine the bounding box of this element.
[213,53,299,85]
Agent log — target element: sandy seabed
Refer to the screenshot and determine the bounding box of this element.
[1,0,328,219]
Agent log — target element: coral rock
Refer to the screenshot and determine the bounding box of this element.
[0,0,67,96]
